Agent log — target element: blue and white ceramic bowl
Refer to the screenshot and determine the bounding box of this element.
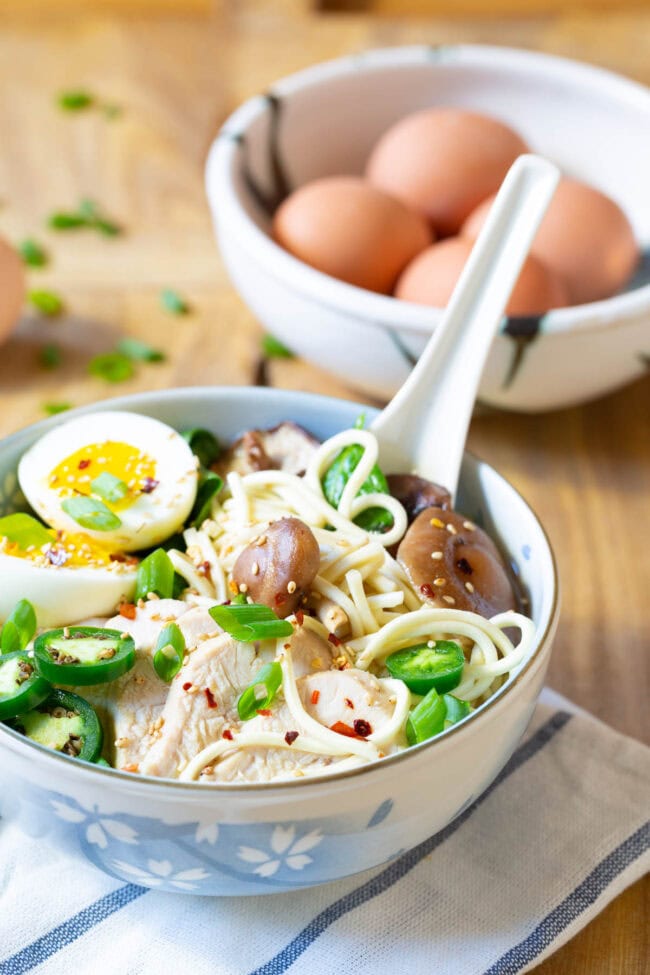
[0,387,559,895]
[206,44,650,412]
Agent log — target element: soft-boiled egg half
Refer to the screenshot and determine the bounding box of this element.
[18,411,199,553]
[0,514,138,626]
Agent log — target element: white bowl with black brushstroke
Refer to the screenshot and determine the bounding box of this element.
[206,45,650,413]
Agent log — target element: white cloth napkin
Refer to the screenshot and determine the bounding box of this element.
[0,688,648,975]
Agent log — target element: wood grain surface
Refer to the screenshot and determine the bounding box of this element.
[0,4,648,972]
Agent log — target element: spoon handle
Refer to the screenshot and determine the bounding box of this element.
[371,153,560,498]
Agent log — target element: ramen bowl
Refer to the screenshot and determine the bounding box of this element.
[0,387,559,895]
[206,44,650,412]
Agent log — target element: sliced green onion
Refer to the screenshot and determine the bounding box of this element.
[322,442,393,533]
[29,289,64,316]
[443,694,472,728]
[91,471,129,503]
[116,337,165,363]
[135,548,174,602]
[0,513,52,550]
[88,352,134,383]
[160,288,189,315]
[61,496,121,532]
[209,602,293,643]
[153,623,186,682]
[95,757,112,767]
[57,90,94,111]
[181,428,220,468]
[189,470,223,528]
[0,599,37,654]
[43,402,72,416]
[39,344,62,369]
[354,413,366,430]
[19,239,48,268]
[261,334,294,359]
[406,687,447,746]
[237,662,283,720]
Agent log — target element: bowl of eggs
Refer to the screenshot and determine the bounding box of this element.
[206,44,650,412]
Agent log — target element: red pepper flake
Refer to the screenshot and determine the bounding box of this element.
[329,720,366,740]
[141,477,159,494]
[78,458,91,470]
[353,719,372,738]
[310,689,320,705]
[284,730,299,746]
[256,708,272,717]
[328,632,341,647]
[344,697,354,709]
[119,602,137,620]
[182,682,192,692]
[222,729,234,741]
[295,609,304,626]
[274,592,287,607]
[420,583,434,598]
[198,560,212,581]
[110,552,138,565]
[122,764,139,773]
[46,546,68,567]
[204,688,217,709]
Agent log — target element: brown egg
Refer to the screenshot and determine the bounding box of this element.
[0,236,25,346]
[461,177,639,305]
[366,108,528,236]
[273,176,432,294]
[395,237,569,315]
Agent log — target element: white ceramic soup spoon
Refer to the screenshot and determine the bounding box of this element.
[371,153,560,500]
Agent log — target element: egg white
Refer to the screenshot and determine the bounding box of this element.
[18,411,199,552]
[0,554,137,628]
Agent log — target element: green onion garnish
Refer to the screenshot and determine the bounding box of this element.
[29,289,64,316]
[48,212,87,231]
[88,352,134,383]
[43,402,72,416]
[237,662,283,720]
[39,344,62,370]
[61,496,121,532]
[0,599,37,654]
[0,513,52,550]
[261,334,294,359]
[189,471,223,528]
[181,428,220,468]
[116,337,165,363]
[160,288,189,315]
[209,603,293,643]
[91,471,129,503]
[153,623,186,682]
[406,687,447,746]
[134,548,175,602]
[19,239,48,268]
[57,90,94,111]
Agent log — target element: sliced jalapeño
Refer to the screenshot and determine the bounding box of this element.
[33,626,136,686]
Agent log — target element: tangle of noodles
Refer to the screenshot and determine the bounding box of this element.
[166,427,535,782]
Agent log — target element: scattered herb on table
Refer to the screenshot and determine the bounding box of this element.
[29,289,64,316]
[102,103,122,120]
[47,199,122,237]
[116,337,165,362]
[43,402,72,416]
[261,334,294,359]
[18,239,48,268]
[39,344,62,369]
[160,288,189,315]
[88,352,134,384]
[57,90,94,112]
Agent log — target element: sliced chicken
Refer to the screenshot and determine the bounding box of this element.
[104,599,191,650]
[288,624,333,678]
[298,668,397,740]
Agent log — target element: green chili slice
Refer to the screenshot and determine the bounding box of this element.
[181,428,221,468]
[0,599,37,654]
[386,640,464,695]
[237,662,283,720]
[406,687,447,746]
[209,603,293,643]
[33,626,136,686]
[0,652,51,720]
[8,688,103,762]
[134,548,175,602]
[153,623,186,682]
[322,443,393,533]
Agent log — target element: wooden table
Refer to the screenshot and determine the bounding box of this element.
[0,3,647,971]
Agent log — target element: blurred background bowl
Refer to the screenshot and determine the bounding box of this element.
[206,44,650,413]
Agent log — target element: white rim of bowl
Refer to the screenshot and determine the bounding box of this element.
[0,386,559,796]
[206,43,650,338]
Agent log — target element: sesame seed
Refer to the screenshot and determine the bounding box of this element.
[239,583,248,593]
[433,577,446,587]
[431,551,444,560]
[442,595,456,605]
[287,580,297,594]
[427,640,435,648]
[430,517,445,529]
[146,591,160,600]
[251,561,259,576]
[465,581,475,593]
[463,521,476,531]
[446,523,457,535]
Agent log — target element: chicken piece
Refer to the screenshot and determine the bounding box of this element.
[214,422,318,479]
[139,633,260,778]
[287,624,333,678]
[298,668,397,740]
[104,599,191,650]
[175,606,221,650]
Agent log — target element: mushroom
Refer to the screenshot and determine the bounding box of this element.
[215,422,318,478]
[397,506,515,618]
[231,517,320,618]
[386,473,451,522]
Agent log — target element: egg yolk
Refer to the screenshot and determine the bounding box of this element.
[48,442,157,512]
[1,530,137,569]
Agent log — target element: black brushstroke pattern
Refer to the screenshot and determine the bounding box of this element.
[623,246,650,293]
[501,315,543,389]
[385,328,418,368]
